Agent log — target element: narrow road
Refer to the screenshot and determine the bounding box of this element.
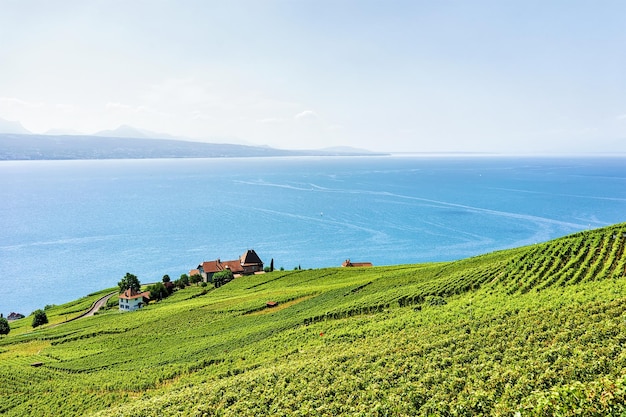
[70,291,116,321]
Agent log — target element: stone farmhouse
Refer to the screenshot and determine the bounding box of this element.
[194,249,264,282]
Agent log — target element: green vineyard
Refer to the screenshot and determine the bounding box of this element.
[1,223,626,416]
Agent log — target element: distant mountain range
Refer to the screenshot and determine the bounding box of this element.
[0,117,31,135]
[0,118,386,160]
[0,133,386,160]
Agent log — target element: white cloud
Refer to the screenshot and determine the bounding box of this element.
[294,110,318,120]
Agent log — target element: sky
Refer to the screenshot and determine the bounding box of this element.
[0,0,625,153]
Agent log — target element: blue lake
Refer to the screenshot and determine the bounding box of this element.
[1,155,625,316]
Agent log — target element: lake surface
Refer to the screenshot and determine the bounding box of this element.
[1,155,625,316]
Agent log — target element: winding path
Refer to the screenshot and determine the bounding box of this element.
[69,291,116,321]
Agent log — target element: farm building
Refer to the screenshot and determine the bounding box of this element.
[195,249,264,282]
[341,259,373,268]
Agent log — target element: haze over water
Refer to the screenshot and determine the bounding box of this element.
[2,156,625,316]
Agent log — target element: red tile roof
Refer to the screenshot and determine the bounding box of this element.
[119,288,151,300]
[222,259,244,274]
[201,259,244,274]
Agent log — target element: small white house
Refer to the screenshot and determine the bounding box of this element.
[118,288,150,312]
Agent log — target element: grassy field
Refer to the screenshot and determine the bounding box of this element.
[1,223,626,416]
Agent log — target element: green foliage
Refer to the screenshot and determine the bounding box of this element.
[147,282,169,301]
[162,274,170,283]
[213,269,234,287]
[190,274,202,284]
[104,296,119,311]
[0,317,9,336]
[0,223,624,416]
[31,309,48,328]
[117,272,140,293]
[179,273,190,286]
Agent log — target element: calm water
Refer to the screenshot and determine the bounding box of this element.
[1,156,625,316]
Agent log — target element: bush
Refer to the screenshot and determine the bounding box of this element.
[0,317,10,336]
[179,274,190,286]
[105,296,119,310]
[213,269,234,288]
[32,309,48,328]
[426,295,447,306]
[148,282,169,301]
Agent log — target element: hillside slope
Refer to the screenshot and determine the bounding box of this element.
[1,223,626,416]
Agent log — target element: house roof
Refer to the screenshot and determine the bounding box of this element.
[241,249,263,266]
[342,259,373,267]
[119,288,151,300]
[201,259,244,274]
[222,259,244,273]
[201,260,223,274]
[189,269,200,277]
[7,312,24,320]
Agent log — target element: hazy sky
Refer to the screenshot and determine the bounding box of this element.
[1,1,625,153]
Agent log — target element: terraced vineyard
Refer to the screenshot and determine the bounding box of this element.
[1,223,626,416]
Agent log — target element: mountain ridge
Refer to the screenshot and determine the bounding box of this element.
[0,133,388,160]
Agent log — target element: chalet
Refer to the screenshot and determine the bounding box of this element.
[342,259,373,268]
[197,249,264,282]
[118,288,151,312]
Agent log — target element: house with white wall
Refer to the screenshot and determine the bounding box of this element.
[118,288,150,312]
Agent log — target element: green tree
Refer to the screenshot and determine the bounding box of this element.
[162,274,171,283]
[213,269,234,288]
[270,258,274,272]
[179,274,190,286]
[0,317,10,336]
[32,309,48,328]
[190,274,202,285]
[118,272,141,293]
[148,282,169,301]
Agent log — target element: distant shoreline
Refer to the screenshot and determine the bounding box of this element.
[0,133,389,161]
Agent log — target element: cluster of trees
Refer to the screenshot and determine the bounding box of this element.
[118,272,207,304]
